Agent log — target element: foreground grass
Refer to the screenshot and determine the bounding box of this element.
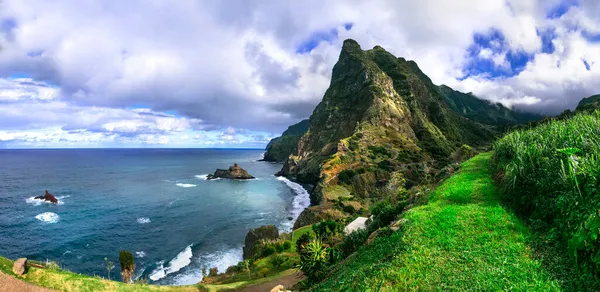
[0,256,199,292]
[312,153,561,291]
[199,269,297,292]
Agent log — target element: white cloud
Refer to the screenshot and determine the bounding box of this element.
[0,0,599,147]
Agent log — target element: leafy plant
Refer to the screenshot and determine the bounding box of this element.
[297,239,330,283]
[269,254,286,268]
[296,233,313,253]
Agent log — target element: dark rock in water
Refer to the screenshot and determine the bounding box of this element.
[287,216,293,221]
[243,225,279,259]
[13,258,27,276]
[207,163,255,180]
[34,190,58,204]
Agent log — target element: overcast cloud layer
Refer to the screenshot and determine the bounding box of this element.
[0,0,598,148]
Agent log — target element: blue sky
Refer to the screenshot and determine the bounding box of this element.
[0,0,598,148]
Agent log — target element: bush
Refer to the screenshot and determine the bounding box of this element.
[283,241,292,251]
[261,245,276,257]
[338,169,357,185]
[296,233,313,253]
[274,241,285,253]
[338,228,369,258]
[312,220,342,242]
[119,250,135,283]
[297,239,330,283]
[209,267,219,277]
[259,268,270,277]
[268,254,286,268]
[493,110,600,273]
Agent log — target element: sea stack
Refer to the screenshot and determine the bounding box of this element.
[207,163,255,180]
[34,190,58,204]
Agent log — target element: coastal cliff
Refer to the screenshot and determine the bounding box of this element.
[271,39,538,228]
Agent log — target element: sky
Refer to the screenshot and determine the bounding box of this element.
[0,0,598,148]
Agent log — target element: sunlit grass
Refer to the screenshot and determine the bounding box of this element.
[312,153,561,291]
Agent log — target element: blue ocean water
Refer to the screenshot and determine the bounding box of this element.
[0,149,310,285]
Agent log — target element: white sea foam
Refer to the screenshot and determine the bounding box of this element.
[137,217,151,224]
[170,247,243,286]
[149,245,193,281]
[35,212,59,223]
[175,183,197,188]
[277,176,311,231]
[195,174,209,180]
[135,251,147,258]
[26,195,66,205]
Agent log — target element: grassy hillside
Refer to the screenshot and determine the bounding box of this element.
[311,153,563,291]
[0,256,198,291]
[493,110,600,282]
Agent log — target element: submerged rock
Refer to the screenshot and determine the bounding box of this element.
[34,190,58,204]
[207,164,255,180]
[243,225,279,259]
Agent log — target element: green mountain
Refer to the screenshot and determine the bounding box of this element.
[438,85,541,130]
[576,94,600,112]
[262,119,309,162]
[275,39,526,228]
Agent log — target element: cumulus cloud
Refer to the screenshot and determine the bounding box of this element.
[0,0,598,147]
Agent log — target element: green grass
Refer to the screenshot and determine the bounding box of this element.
[291,224,315,249]
[312,153,562,291]
[199,269,297,292]
[0,256,199,291]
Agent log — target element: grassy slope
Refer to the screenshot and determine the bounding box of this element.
[313,153,561,291]
[0,257,198,292]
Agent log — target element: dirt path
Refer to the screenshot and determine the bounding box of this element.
[0,271,54,292]
[233,272,303,292]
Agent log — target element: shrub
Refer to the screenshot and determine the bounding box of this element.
[283,241,292,251]
[119,250,135,283]
[274,241,285,253]
[493,110,600,273]
[269,254,286,268]
[296,233,313,253]
[338,169,356,185]
[259,267,270,277]
[209,267,219,277]
[312,220,342,242]
[338,228,369,258]
[297,239,330,283]
[261,245,276,257]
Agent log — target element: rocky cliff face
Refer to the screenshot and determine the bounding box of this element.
[263,119,309,162]
[276,39,536,228]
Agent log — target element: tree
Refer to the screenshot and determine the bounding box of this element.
[119,250,135,283]
[104,257,114,281]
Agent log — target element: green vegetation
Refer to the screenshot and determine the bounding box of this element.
[439,84,541,130]
[262,119,309,162]
[119,250,135,283]
[311,153,564,291]
[493,110,600,279]
[0,256,197,291]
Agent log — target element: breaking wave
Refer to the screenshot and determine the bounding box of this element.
[149,245,193,281]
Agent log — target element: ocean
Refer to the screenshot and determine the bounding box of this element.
[0,149,310,285]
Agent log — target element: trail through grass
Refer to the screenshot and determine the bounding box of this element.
[313,152,561,291]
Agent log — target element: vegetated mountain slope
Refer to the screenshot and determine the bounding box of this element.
[311,153,561,291]
[262,119,309,162]
[438,85,542,130]
[575,94,600,112]
[279,39,501,228]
